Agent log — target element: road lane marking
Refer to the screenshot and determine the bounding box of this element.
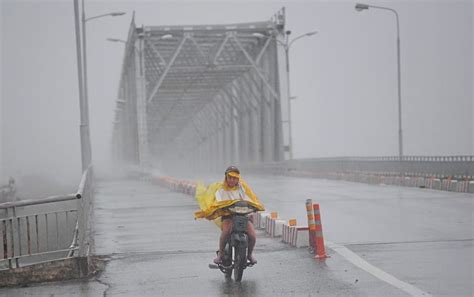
[338,238,473,246]
[326,241,433,297]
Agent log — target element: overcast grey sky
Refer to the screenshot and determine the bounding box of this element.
[1,0,472,183]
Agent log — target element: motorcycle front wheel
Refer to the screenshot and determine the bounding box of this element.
[233,245,247,282]
[223,243,232,279]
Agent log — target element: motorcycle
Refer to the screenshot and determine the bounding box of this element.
[208,200,257,282]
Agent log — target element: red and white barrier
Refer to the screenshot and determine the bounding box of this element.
[449,180,458,192]
[253,212,261,228]
[441,178,452,191]
[431,179,441,190]
[282,219,297,243]
[416,177,426,188]
[264,212,278,234]
[425,177,434,189]
[282,224,291,243]
[266,218,286,237]
[289,226,309,247]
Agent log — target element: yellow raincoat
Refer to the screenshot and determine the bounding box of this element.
[194,178,265,227]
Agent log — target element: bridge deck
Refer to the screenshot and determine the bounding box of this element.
[1,177,472,296]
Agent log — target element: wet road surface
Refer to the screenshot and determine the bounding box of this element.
[1,176,472,296]
[249,175,474,297]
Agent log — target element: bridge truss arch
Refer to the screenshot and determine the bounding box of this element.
[112,9,291,174]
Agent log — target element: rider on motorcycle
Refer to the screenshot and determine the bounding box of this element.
[211,166,263,265]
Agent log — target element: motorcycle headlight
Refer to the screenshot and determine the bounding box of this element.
[228,206,253,214]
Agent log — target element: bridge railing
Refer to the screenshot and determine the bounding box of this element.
[0,166,93,270]
[245,155,474,180]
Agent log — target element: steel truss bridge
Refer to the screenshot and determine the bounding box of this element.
[112,9,292,174]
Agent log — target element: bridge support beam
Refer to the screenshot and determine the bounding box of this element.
[135,35,150,168]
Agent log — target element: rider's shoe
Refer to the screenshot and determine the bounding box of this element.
[247,254,257,264]
[213,253,223,264]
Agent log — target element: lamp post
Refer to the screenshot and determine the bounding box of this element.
[355,3,403,159]
[253,30,318,160]
[73,0,88,171]
[81,0,125,168]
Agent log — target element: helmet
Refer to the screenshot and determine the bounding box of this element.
[225,166,240,178]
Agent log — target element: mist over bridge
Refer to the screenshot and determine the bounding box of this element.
[1,5,473,297]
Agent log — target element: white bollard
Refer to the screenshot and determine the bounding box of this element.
[425,178,433,189]
[265,216,272,234]
[294,227,309,248]
[432,179,441,190]
[404,177,411,187]
[253,212,261,228]
[273,219,286,237]
[418,177,426,188]
[469,181,474,193]
[455,181,465,192]
[449,180,458,192]
[441,179,451,191]
[282,224,291,243]
[259,212,270,229]
[287,226,310,247]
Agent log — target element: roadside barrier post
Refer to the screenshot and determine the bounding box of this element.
[306,199,316,251]
[282,219,297,243]
[313,203,328,259]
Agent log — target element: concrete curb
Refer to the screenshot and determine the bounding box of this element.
[285,171,473,193]
[0,256,103,288]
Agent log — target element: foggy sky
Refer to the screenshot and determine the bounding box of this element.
[1,0,472,184]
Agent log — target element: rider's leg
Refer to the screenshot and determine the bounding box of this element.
[217,219,233,259]
[247,221,257,263]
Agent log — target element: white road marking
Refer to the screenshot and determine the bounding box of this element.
[326,241,433,297]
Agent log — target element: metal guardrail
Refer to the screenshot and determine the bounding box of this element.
[245,155,474,180]
[0,166,93,270]
[297,155,474,162]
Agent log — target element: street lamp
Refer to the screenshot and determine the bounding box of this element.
[107,34,173,45]
[107,34,173,67]
[106,38,131,46]
[253,30,318,160]
[73,0,87,171]
[355,3,404,159]
[81,0,126,168]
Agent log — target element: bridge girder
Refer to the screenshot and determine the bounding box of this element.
[112,9,289,173]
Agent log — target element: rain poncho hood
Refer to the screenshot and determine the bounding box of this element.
[194,178,265,222]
